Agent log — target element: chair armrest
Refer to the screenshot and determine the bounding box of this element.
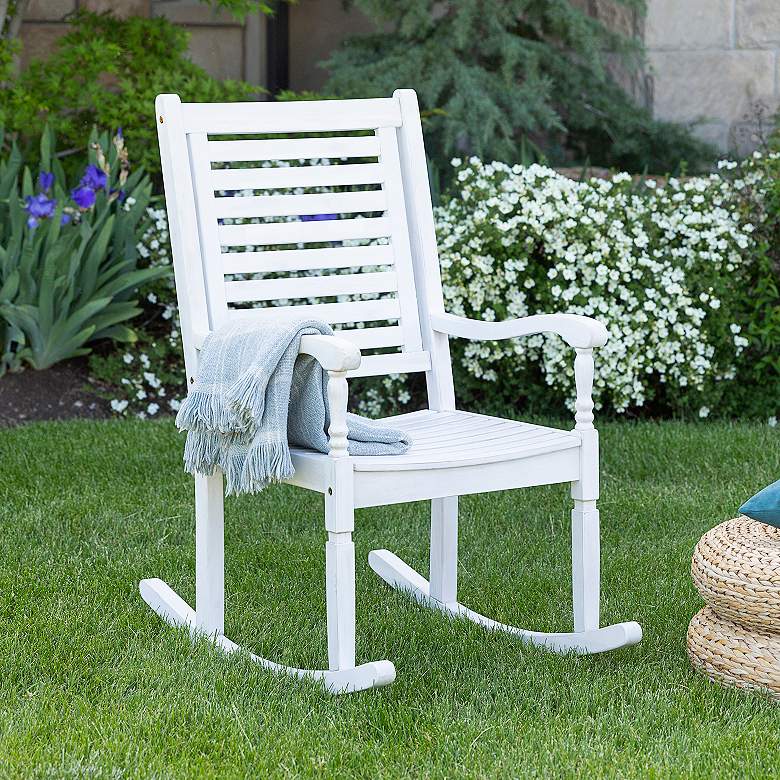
[299,334,361,372]
[192,330,361,372]
[430,312,609,349]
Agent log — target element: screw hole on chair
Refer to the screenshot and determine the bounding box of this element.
[159,116,164,123]
[189,376,194,384]
[328,487,333,495]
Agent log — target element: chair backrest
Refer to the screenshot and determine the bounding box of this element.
[155,90,455,410]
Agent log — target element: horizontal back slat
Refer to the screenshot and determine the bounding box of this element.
[227,297,401,325]
[182,98,402,134]
[334,325,404,349]
[218,216,390,247]
[214,190,387,219]
[224,271,398,303]
[207,135,380,162]
[211,163,384,192]
[348,351,431,379]
[221,245,394,275]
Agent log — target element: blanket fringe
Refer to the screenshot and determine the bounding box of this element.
[241,440,294,495]
[176,390,250,435]
[227,367,267,422]
[182,430,221,477]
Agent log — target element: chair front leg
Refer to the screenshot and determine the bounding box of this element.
[325,369,356,671]
[195,470,225,636]
[571,347,601,633]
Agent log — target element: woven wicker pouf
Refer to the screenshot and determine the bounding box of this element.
[687,516,780,699]
[687,607,780,699]
[691,516,780,631]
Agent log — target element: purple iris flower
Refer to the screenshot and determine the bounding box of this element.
[61,213,71,225]
[24,192,57,228]
[79,164,108,191]
[299,213,338,222]
[38,171,54,192]
[71,185,96,209]
[116,126,123,139]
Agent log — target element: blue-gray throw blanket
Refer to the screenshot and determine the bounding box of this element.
[175,318,412,495]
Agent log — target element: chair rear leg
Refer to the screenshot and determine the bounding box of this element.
[195,470,224,636]
[430,496,458,604]
[571,498,600,632]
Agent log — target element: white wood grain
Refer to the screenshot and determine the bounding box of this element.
[182,97,402,134]
[195,471,224,636]
[207,135,380,162]
[431,312,609,350]
[188,132,229,329]
[349,410,580,470]
[394,89,455,410]
[214,190,387,219]
[333,325,404,349]
[224,271,398,303]
[430,496,458,604]
[221,244,393,275]
[346,351,431,378]
[227,297,401,325]
[211,163,384,192]
[572,500,600,632]
[154,94,211,384]
[376,126,424,353]
[218,216,390,246]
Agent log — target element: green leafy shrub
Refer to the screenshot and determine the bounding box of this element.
[0,11,257,178]
[324,0,715,175]
[0,127,167,372]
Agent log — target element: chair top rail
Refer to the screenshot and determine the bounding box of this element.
[180,98,403,135]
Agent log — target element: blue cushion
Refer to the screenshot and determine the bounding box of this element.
[739,479,780,528]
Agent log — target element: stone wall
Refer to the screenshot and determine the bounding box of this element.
[645,0,780,152]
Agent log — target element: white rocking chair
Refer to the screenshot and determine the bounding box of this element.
[141,90,642,694]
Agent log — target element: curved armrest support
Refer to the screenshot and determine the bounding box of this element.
[430,312,609,349]
[299,335,359,459]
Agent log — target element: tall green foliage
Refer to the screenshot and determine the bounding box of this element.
[324,0,714,173]
[0,11,257,178]
[0,127,167,372]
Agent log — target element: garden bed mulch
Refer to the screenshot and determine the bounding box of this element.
[0,360,111,427]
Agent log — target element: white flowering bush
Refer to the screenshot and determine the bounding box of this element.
[89,204,185,419]
[92,153,780,421]
[432,156,772,416]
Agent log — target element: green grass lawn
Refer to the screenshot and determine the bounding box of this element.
[1,419,779,779]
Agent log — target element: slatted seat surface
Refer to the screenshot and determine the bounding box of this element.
[326,411,581,471]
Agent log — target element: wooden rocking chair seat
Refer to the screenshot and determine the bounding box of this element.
[349,410,581,471]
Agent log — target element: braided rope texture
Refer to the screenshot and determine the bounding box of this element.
[687,517,780,699]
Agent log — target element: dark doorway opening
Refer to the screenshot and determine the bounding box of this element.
[265,2,290,95]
